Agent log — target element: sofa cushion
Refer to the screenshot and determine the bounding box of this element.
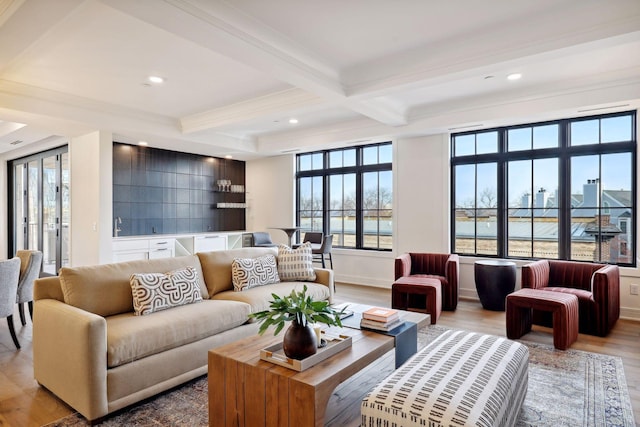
[197,247,278,296]
[213,281,330,313]
[232,254,280,291]
[59,255,208,317]
[130,266,203,315]
[277,243,316,282]
[105,299,251,368]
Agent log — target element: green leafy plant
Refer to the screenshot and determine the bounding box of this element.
[249,285,344,336]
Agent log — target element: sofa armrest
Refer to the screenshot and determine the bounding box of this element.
[445,254,459,285]
[521,260,550,290]
[592,265,620,335]
[394,254,412,280]
[313,267,335,303]
[34,276,65,302]
[33,299,108,421]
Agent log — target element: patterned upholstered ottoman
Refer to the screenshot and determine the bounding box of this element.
[361,330,529,427]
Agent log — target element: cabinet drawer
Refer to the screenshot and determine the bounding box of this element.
[113,239,148,252]
[148,238,174,249]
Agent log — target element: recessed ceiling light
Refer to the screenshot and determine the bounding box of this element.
[138,141,148,146]
[148,76,164,84]
[507,73,522,81]
[288,118,298,124]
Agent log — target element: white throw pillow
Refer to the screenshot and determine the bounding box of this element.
[130,266,202,315]
[231,254,280,291]
[277,242,316,282]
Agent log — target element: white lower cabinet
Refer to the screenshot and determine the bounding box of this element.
[194,235,227,252]
[114,232,245,261]
[113,250,148,262]
[112,238,175,262]
[112,239,149,262]
[148,238,175,259]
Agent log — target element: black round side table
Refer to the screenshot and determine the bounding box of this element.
[474,260,516,311]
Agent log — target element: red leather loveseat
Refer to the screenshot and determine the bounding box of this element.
[395,253,459,311]
[521,259,620,336]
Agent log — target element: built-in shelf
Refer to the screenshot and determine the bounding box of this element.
[215,203,247,209]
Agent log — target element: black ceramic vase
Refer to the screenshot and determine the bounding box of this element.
[283,320,317,360]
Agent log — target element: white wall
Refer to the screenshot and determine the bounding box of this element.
[68,131,113,266]
[245,154,295,246]
[395,134,450,254]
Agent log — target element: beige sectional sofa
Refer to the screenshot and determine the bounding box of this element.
[32,247,333,422]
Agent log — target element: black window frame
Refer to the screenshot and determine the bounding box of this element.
[296,142,393,251]
[451,110,636,266]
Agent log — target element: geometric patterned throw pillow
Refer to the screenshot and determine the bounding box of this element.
[231,254,280,292]
[277,242,316,282]
[130,266,202,316]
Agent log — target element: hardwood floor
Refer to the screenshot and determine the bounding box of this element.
[0,283,638,426]
[332,284,640,424]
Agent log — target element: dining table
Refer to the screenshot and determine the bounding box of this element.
[269,226,300,247]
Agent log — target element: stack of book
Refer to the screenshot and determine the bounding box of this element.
[360,307,404,332]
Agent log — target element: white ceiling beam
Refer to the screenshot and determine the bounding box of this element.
[103,0,343,97]
[343,9,640,98]
[181,88,325,133]
[0,0,85,73]
[0,79,259,153]
[103,0,408,128]
[257,73,640,153]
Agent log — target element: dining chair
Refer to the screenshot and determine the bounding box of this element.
[252,232,277,247]
[293,232,323,248]
[312,235,334,269]
[16,250,43,325]
[302,232,323,245]
[0,257,22,349]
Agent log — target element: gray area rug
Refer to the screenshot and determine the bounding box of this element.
[44,325,635,426]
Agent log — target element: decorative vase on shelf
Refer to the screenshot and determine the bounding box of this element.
[283,320,317,360]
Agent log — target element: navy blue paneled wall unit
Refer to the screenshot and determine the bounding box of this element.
[112,142,246,236]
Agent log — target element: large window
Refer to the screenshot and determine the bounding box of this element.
[452,111,636,266]
[297,143,392,250]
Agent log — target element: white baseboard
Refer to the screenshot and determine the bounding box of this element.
[620,307,640,321]
[334,274,392,289]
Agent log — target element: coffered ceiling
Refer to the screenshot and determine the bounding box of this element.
[0,0,639,159]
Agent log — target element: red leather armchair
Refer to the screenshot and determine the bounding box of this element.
[521,260,620,337]
[395,253,459,311]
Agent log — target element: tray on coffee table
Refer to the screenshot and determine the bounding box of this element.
[260,332,352,371]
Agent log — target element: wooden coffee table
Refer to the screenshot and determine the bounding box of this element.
[208,304,429,427]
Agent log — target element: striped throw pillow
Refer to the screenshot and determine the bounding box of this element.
[277,242,316,282]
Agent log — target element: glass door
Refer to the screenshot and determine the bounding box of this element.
[9,146,69,274]
[42,154,58,274]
